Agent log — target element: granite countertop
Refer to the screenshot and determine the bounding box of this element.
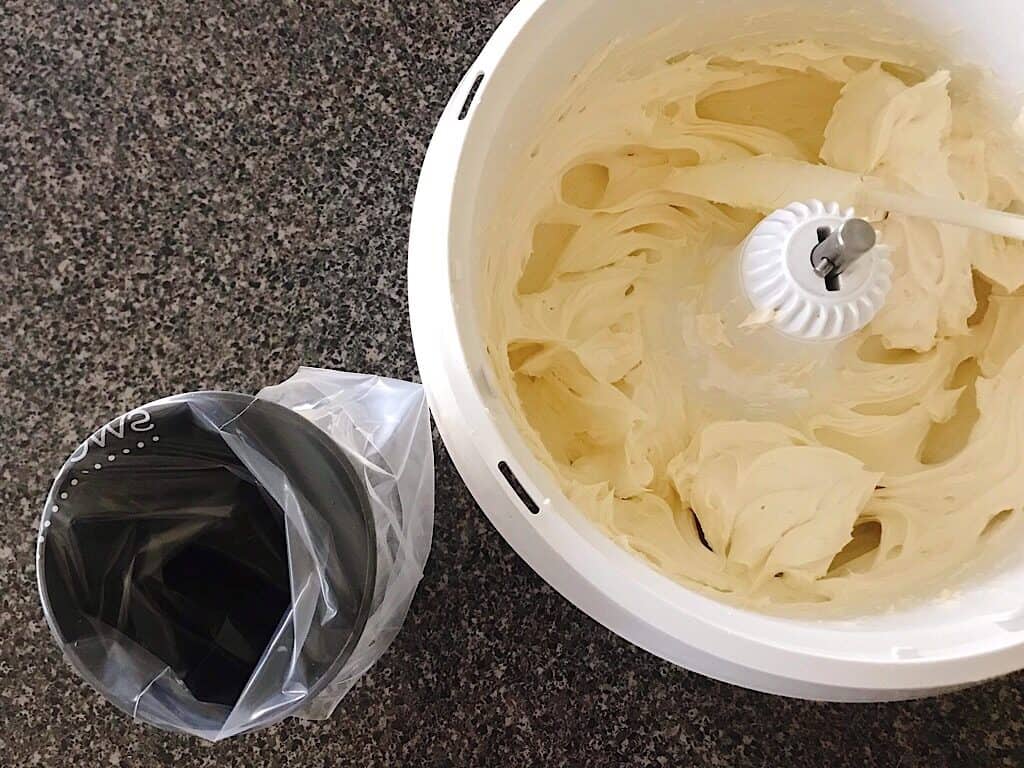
[3,1,1024,765]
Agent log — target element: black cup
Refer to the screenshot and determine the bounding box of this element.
[38,391,376,737]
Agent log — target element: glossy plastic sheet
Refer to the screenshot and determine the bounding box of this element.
[38,369,434,740]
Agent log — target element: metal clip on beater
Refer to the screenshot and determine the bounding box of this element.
[810,218,877,290]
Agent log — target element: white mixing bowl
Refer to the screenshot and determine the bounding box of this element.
[408,0,1024,700]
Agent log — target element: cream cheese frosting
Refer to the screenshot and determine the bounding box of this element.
[483,33,1024,612]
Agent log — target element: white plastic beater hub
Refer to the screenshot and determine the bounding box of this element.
[740,200,893,341]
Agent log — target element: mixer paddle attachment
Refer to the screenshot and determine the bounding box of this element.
[733,200,893,345]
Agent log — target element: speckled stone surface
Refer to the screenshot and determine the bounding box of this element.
[3,1,1024,765]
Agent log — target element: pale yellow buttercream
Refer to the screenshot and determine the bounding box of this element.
[483,34,1024,612]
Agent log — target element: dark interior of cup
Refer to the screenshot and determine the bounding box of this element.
[39,392,375,720]
[41,395,291,706]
